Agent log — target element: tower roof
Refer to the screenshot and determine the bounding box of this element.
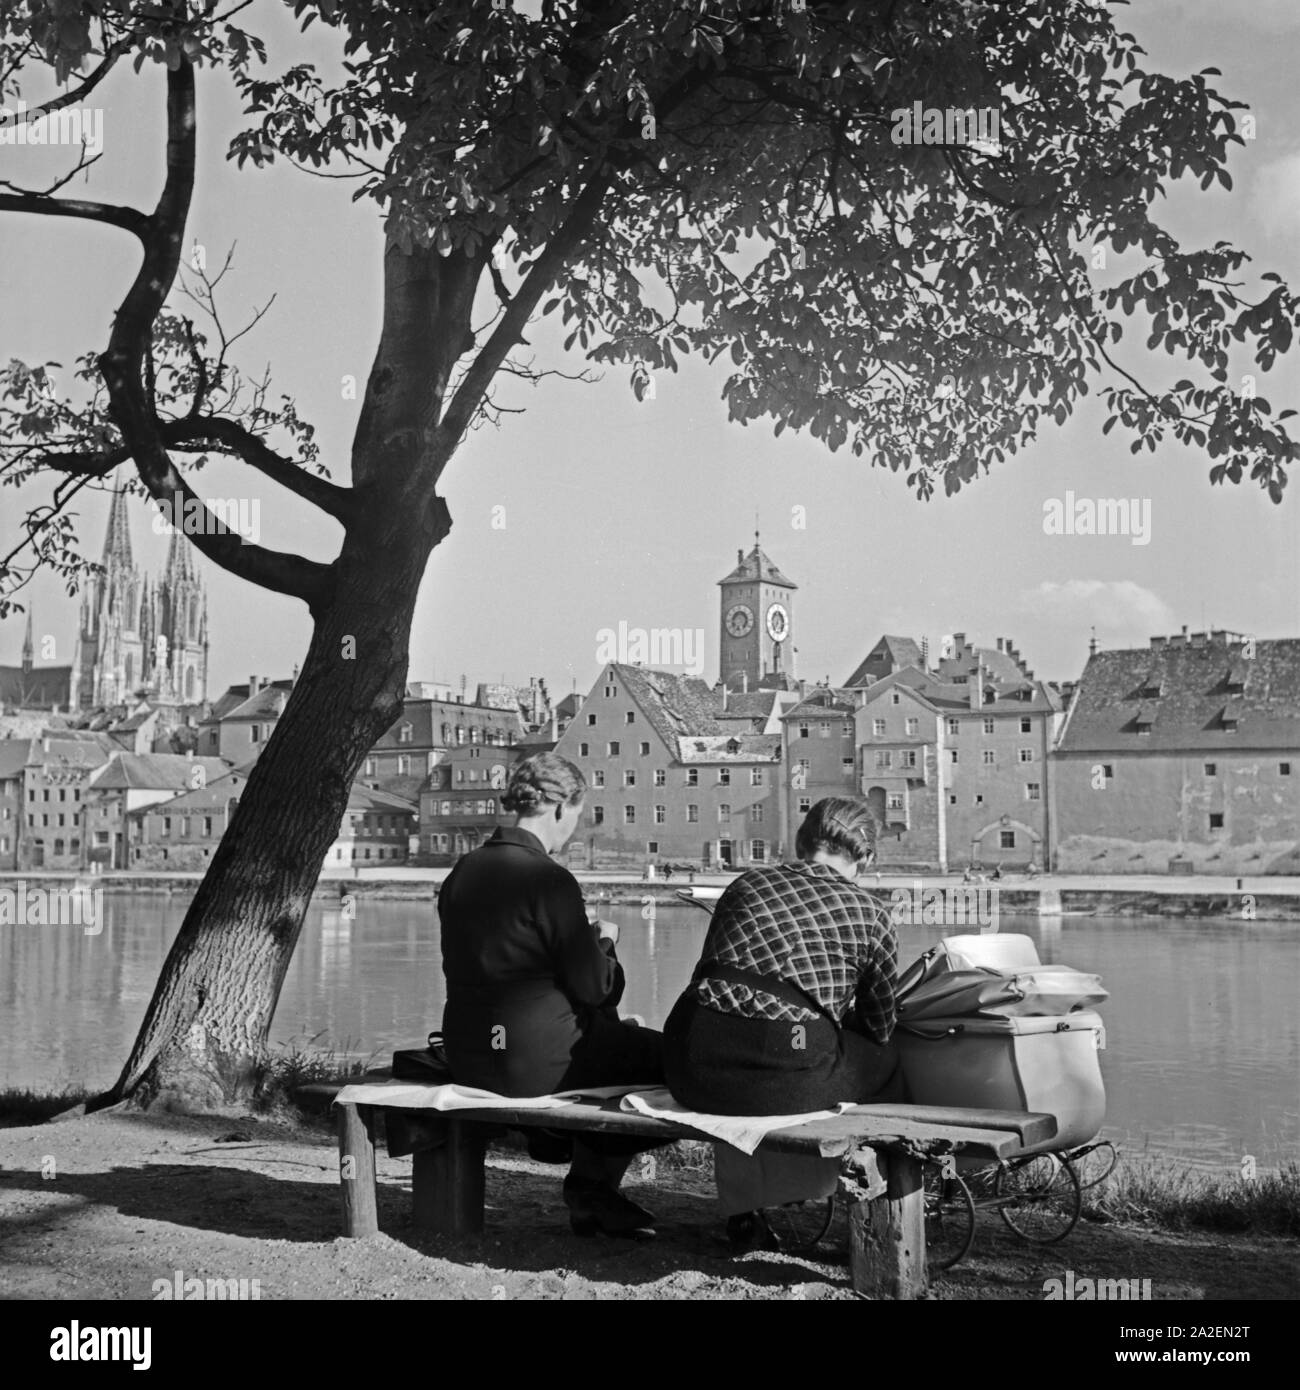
[102,488,134,570]
[717,542,797,589]
[164,528,198,586]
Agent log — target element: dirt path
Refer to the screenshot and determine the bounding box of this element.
[0,1111,1295,1301]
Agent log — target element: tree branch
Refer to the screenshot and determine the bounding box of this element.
[0,191,148,238]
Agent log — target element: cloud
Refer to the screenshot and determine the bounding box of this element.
[1027,580,1176,641]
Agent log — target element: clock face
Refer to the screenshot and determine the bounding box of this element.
[725,603,754,638]
[766,602,789,642]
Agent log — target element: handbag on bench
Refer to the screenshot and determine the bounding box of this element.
[392,1031,454,1083]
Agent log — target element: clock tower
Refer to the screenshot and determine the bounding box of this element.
[718,534,798,692]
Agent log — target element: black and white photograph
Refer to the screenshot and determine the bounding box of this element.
[0,0,1296,1340]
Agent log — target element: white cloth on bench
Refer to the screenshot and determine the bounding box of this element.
[619,1087,854,1156]
[333,1080,657,1110]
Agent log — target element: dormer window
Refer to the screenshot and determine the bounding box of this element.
[726,739,740,754]
[399,723,413,743]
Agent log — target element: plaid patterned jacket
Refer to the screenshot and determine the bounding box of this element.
[691,861,898,1044]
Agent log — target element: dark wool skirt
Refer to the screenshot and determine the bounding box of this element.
[663,993,903,1116]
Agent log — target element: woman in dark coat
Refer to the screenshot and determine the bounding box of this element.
[439,752,665,1236]
[662,797,902,1243]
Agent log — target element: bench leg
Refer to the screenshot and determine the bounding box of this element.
[848,1149,928,1300]
[412,1118,488,1235]
[337,1103,379,1238]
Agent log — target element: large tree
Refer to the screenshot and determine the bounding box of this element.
[1,0,1294,1108]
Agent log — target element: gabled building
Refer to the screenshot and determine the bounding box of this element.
[17,731,117,870]
[780,687,859,852]
[128,766,250,869]
[553,662,782,870]
[83,752,232,868]
[843,634,926,690]
[853,635,1063,871]
[1053,630,1300,874]
[195,677,293,763]
[418,744,525,863]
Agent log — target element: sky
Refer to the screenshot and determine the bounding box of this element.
[1,0,1297,707]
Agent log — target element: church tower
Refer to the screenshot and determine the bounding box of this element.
[153,530,208,704]
[717,534,798,692]
[74,488,144,708]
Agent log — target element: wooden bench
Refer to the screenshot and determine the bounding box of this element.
[334,1093,1056,1299]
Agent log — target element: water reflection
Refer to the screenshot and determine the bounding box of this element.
[2,896,1296,1171]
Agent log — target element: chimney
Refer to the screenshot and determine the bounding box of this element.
[996,638,1004,652]
[248,675,260,697]
[920,636,930,669]
[737,548,744,565]
[953,632,966,653]
[968,661,982,712]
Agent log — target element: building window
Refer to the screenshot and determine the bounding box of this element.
[654,805,666,824]
[607,741,620,756]
[592,770,605,788]
[442,800,452,816]
[887,793,904,811]
[1204,763,1217,777]
[973,794,984,806]
[900,750,918,769]
[398,755,411,775]
[819,722,831,738]
[842,721,853,739]
[750,768,764,787]
[876,751,892,770]
[624,770,636,788]
[842,758,853,775]
[647,841,659,855]
[1000,830,1016,849]
[872,719,886,737]
[399,723,413,743]
[579,742,589,756]
[1209,812,1224,830]
[718,804,731,821]
[624,806,636,824]
[798,796,811,814]
[592,806,604,825]
[982,750,996,765]
[947,718,960,736]
[455,726,465,745]
[161,818,171,837]
[950,749,959,764]
[798,723,810,739]
[948,794,958,805]
[718,768,731,786]
[469,726,481,745]
[625,710,635,725]
[1026,783,1041,801]
[363,757,376,776]
[1100,764,1114,781]
[654,769,665,787]
[750,840,767,862]
[750,804,764,823]
[1282,763,1292,776]
[905,717,918,736]
[1018,748,1034,763]
[686,769,698,787]
[891,692,901,706]
[587,713,597,726]
[441,724,450,743]
[604,685,615,698]
[687,804,699,823]
[1020,717,1032,733]
[251,725,261,743]
[58,788,66,802]
[639,741,650,756]
[982,717,995,735]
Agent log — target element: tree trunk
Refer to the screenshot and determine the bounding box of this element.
[93,237,479,1112]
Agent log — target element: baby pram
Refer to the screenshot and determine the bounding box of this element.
[892,932,1115,1267]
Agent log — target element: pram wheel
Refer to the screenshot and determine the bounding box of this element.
[1067,1140,1118,1191]
[996,1153,1081,1243]
[760,1198,835,1254]
[923,1163,976,1270]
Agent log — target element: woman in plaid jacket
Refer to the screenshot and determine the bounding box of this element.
[663,796,902,1117]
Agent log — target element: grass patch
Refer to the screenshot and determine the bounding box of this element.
[1086,1156,1300,1237]
[0,1085,92,1126]
[252,1032,378,1118]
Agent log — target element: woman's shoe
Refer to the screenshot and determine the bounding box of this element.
[563,1179,656,1239]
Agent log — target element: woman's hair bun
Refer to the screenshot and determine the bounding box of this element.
[795,796,877,865]
[501,752,587,814]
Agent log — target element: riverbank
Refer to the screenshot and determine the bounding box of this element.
[0,1109,1295,1301]
[5,869,1299,918]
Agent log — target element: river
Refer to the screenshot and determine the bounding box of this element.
[2,895,1296,1171]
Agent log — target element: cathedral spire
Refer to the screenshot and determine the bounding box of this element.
[103,488,133,570]
[21,611,33,672]
[164,527,197,586]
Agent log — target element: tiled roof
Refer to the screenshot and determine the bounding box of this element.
[89,753,231,791]
[716,544,797,588]
[0,738,32,779]
[220,685,291,722]
[718,690,784,719]
[28,732,116,766]
[0,664,74,710]
[371,696,524,750]
[782,687,857,718]
[127,768,247,816]
[612,663,724,745]
[1056,637,1300,753]
[676,734,782,763]
[348,784,418,813]
[844,635,923,688]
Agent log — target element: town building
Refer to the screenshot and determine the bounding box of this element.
[16,731,117,870]
[127,766,249,869]
[780,686,860,854]
[553,661,782,871]
[82,752,232,869]
[1052,629,1300,875]
[418,744,525,862]
[0,738,27,870]
[845,633,1063,870]
[0,613,75,712]
[195,677,293,763]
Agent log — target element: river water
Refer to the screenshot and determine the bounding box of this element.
[2,895,1296,1171]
